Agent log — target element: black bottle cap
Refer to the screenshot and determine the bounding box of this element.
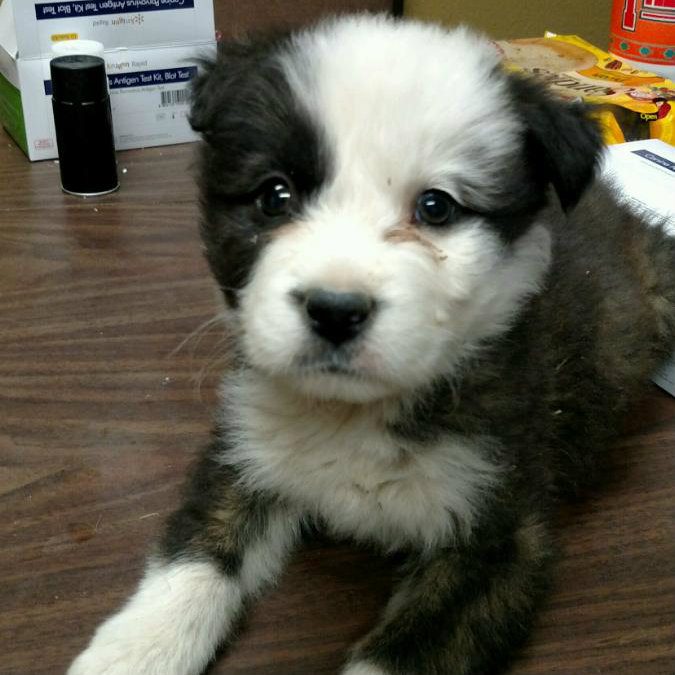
[50,55,108,104]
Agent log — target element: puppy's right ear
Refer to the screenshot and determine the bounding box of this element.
[189,39,276,136]
[188,54,219,134]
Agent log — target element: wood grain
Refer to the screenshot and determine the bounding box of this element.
[0,121,673,675]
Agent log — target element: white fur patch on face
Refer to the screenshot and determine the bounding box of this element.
[283,18,519,207]
[220,372,500,551]
[236,18,552,404]
[240,217,550,402]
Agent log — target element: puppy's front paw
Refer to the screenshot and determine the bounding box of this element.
[68,649,127,675]
[341,660,390,675]
[67,609,190,675]
[67,560,240,675]
[67,638,169,675]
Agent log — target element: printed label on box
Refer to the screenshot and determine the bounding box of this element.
[35,1,196,21]
[43,65,197,94]
[12,0,214,58]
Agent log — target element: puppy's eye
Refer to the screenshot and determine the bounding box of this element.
[256,178,293,218]
[414,189,459,226]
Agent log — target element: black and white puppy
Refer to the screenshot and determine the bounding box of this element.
[69,15,675,675]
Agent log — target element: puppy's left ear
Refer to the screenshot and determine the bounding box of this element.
[506,71,604,211]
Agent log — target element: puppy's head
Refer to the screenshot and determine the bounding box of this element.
[192,15,602,402]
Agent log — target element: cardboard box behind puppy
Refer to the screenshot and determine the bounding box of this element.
[0,0,215,161]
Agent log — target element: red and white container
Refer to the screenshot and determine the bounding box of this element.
[609,0,675,79]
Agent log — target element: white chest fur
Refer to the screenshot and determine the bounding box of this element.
[219,374,500,551]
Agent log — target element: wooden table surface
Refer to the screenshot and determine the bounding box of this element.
[1,125,673,675]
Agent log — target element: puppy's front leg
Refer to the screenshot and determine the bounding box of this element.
[68,448,301,675]
[343,513,553,675]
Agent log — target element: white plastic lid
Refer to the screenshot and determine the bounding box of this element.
[51,39,105,60]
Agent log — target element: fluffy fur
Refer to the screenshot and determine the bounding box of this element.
[69,14,675,675]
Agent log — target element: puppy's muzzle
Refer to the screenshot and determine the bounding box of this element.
[294,288,375,346]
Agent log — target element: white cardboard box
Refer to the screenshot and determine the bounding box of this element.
[602,139,675,396]
[0,0,215,160]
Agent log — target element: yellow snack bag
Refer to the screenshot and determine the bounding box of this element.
[496,33,675,145]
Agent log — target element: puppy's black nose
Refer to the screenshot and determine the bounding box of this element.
[303,289,374,345]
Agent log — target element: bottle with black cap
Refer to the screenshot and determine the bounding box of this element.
[50,54,119,196]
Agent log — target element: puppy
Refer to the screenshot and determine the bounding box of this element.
[68,15,675,675]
